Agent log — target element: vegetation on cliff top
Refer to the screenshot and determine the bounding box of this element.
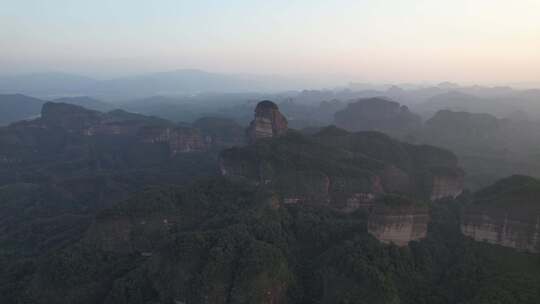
[473,175,540,209]
[221,127,463,203]
[5,178,538,304]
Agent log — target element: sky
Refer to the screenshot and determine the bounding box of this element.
[1,0,539,84]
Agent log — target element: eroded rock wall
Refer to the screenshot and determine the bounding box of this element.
[140,126,208,155]
[34,102,247,157]
[247,101,288,143]
[461,208,540,253]
[368,206,429,246]
[430,173,464,201]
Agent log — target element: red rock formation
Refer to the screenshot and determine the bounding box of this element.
[140,126,207,155]
[368,204,429,246]
[461,207,540,253]
[247,101,288,143]
[84,121,140,136]
[460,176,540,252]
[430,171,464,201]
[37,102,219,156]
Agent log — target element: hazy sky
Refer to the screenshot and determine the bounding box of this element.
[1,0,539,84]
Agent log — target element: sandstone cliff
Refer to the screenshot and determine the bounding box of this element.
[461,175,540,253]
[461,209,539,253]
[221,125,464,210]
[47,102,211,155]
[247,100,288,143]
[28,103,246,156]
[140,126,208,155]
[429,171,464,201]
[368,198,429,246]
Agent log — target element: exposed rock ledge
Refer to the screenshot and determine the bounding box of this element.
[247,100,288,143]
[460,175,540,253]
[368,203,429,246]
[461,210,540,253]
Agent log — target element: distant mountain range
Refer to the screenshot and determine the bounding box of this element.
[0,94,44,125]
[411,90,534,119]
[0,70,310,99]
[2,70,540,119]
[0,72,99,97]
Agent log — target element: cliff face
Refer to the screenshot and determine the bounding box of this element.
[0,103,250,191]
[247,100,288,143]
[461,210,539,253]
[461,175,540,253]
[368,195,430,246]
[430,172,464,201]
[220,125,464,210]
[4,103,247,161]
[49,102,213,155]
[140,126,208,155]
[219,132,377,207]
[219,122,467,246]
[367,196,429,246]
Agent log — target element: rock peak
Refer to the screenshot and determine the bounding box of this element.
[256,100,279,110]
[247,100,288,143]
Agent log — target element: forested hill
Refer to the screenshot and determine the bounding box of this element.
[0,101,539,303]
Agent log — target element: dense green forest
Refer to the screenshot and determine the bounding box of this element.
[0,102,538,303]
[0,178,537,303]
